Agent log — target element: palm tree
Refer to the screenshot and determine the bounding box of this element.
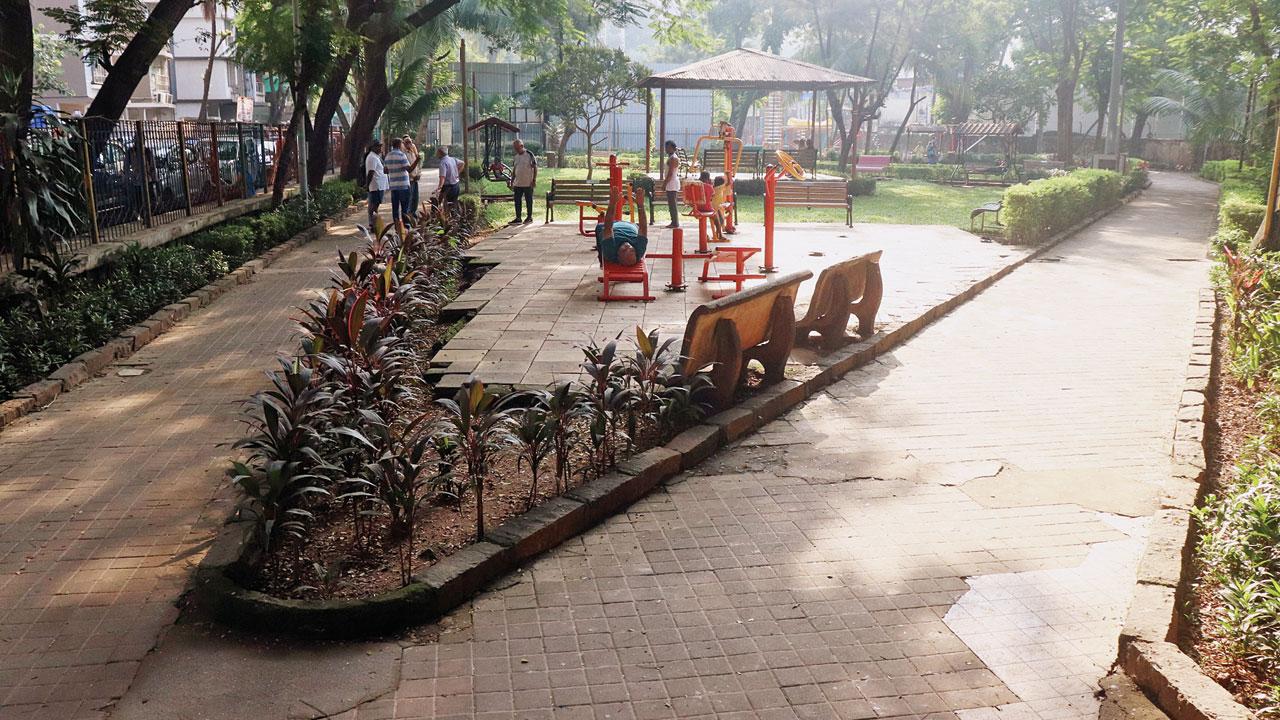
[1143,69,1247,166]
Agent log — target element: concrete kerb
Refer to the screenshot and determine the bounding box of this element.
[1116,288,1259,720]
[193,189,1149,639]
[0,205,356,433]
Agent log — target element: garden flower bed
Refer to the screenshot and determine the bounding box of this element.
[0,180,359,401]
[219,212,713,608]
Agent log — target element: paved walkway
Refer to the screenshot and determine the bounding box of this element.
[0,216,371,720]
[107,172,1217,720]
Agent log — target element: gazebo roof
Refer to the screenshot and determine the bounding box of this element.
[640,48,875,91]
[908,122,1023,136]
[466,116,519,134]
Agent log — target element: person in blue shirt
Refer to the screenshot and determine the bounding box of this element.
[596,186,648,266]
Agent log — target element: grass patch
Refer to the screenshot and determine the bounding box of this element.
[471,170,1002,231]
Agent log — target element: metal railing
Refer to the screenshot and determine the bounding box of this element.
[2,119,347,273]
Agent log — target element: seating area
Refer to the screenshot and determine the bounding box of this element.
[970,200,1003,231]
[855,155,892,176]
[680,271,811,409]
[699,147,766,178]
[772,179,854,226]
[794,250,883,347]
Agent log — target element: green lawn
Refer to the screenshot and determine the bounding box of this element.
[472,170,1004,231]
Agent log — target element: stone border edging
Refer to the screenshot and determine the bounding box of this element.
[0,204,358,434]
[1116,288,1257,720]
[192,189,1148,638]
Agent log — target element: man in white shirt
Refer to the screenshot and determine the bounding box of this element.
[364,140,388,227]
[436,145,461,212]
[510,139,537,224]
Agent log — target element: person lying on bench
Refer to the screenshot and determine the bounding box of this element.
[595,186,648,266]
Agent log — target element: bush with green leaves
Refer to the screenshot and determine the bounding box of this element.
[0,179,356,400]
[1002,168,1126,244]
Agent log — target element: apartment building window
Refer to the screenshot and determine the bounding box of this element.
[91,64,108,86]
[149,63,171,102]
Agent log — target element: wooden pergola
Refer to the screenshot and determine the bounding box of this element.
[639,48,875,172]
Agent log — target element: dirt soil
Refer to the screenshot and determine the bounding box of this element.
[1181,312,1276,711]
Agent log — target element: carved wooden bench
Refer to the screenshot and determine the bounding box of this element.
[794,251,883,347]
[680,270,812,409]
[773,180,854,226]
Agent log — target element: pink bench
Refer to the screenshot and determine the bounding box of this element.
[855,155,891,176]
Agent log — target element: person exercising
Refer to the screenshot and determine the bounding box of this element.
[595,185,648,266]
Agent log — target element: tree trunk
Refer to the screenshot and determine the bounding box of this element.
[273,102,303,204]
[1127,108,1149,156]
[197,12,219,122]
[86,0,195,120]
[827,90,852,173]
[1055,81,1075,163]
[585,132,595,179]
[0,0,34,121]
[308,49,356,189]
[556,124,573,168]
[342,39,392,182]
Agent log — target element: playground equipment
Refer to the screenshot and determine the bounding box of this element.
[762,163,854,273]
[773,149,806,180]
[679,183,718,258]
[688,121,743,234]
[466,116,521,183]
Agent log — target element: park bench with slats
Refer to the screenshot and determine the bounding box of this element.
[970,200,1003,231]
[679,270,812,409]
[855,155,892,177]
[773,179,854,226]
[544,179,611,234]
[794,251,883,348]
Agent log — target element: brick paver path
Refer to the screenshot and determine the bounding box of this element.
[0,217,369,720]
[315,172,1209,720]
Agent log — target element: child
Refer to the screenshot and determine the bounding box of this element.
[694,171,726,241]
[712,176,729,240]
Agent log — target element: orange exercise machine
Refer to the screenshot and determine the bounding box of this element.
[760,150,807,273]
[578,154,636,235]
[688,121,743,234]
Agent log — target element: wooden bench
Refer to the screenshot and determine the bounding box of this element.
[855,155,892,176]
[680,270,813,409]
[545,179,605,235]
[773,180,853,226]
[962,163,1012,185]
[970,200,1003,231]
[700,147,764,178]
[794,251,883,347]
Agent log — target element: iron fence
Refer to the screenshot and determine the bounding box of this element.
[1,119,346,274]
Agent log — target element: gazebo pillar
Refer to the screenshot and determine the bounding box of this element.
[809,91,817,175]
[644,89,652,173]
[658,87,667,172]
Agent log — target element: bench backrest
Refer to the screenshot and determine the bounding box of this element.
[798,251,882,326]
[681,271,812,373]
[790,148,817,170]
[773,179,850,203]
[856,155,892,169]
[549,179,610,202]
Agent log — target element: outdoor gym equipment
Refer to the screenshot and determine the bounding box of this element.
[467,116,520,184]
[762,163,855,273]
[774,149,806,180]
[688,121,743,234]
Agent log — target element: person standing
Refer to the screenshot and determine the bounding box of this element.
[402,136,422,220]
[662,139,681,229]
[510,139,537,225]
[384,138,413,226]
[364,140,387,227]
[436,145,461,212]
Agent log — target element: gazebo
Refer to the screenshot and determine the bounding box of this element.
[639,48,875,173]
[908,122,1023,165]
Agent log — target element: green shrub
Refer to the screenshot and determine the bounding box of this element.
[1213,226,1253,251]
[0,179,355,401]
[627,172,655,196]
[1221,197,1266,235]
[733,178,764,197]
[1200,160,1236,182]
[848,177,876,196]
[1123,166,1149,194]
[1003,168,1123,244]
[187,222,256,265]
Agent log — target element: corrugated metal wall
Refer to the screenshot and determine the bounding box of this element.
[428,62,712,153]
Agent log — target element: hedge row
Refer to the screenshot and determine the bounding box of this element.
[1002,168,1127,244]
[0,180,359,399]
